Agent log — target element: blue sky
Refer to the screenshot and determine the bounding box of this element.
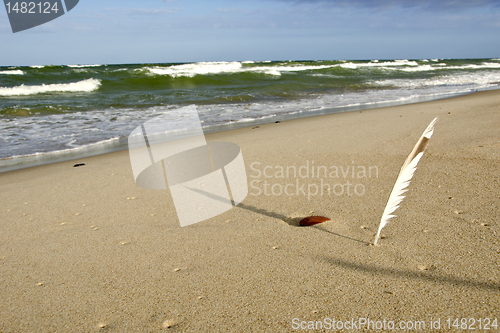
[1,0,500,65]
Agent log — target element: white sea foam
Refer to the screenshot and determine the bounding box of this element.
[376,61,500,72]
[0,70,24,75]
[143,61,242,77]
[67,64,102,68]
[30,65,45,68]
[340,60,419,69]
[0,78,101,96]
[375,71,500,89]
[141,61,342,77]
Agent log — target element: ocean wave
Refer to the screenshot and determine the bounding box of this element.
[375,62,500,72]
[141,61,343,78]
[30,65,45,68]
[143,61,243,77]
[0,70,24,75]
[0,78,101,96]
[374,71,500,88]
[67,64,102,68]
[340,60,419,69]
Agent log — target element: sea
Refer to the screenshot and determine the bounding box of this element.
[1,58,500,172]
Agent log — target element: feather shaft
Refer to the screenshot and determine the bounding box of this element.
[373,118,437,245]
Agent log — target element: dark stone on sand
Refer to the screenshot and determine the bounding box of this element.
[73,163,85,167]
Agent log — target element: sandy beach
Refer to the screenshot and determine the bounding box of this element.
[1,90,499,332]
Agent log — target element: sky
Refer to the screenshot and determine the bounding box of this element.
[1,0,500,66]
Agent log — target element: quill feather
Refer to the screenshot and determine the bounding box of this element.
[373,117,437,245]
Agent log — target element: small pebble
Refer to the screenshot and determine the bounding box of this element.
[60,222,67,225]
[453,210,461,214]
[6,209,11,212]
[151,214,155,216]
[272,246,278,250]
[82,204,86,207]
[22,213,27,216]
[481,223,490,227]
[311,310,319,314]
[197,296,205,300]
[162,319,176,328]
[93,227,99,230]
[423,229,429,233]
[119,241,129,245]
[36,282,44,286]
[173,268,181,272]
[75,213,81,216]
[360,225,368,230]
[97,322,107,329]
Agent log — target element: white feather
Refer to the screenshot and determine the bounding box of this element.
[373,118,437,245]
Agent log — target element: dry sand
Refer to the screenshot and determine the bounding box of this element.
[1,90,499,332]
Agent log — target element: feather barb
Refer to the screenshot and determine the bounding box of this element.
[373,117,437,246]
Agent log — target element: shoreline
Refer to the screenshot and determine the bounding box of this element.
[1,89,499,332]
[1,87,497,174]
